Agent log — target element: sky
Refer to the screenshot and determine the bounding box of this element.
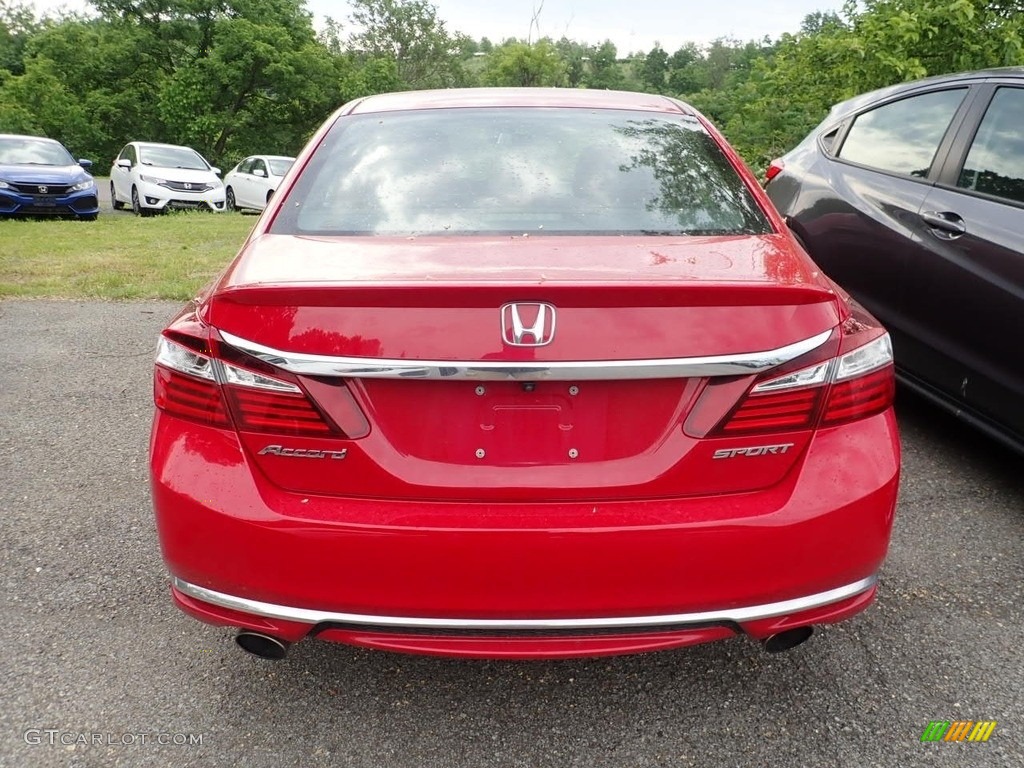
[26,0,843,54]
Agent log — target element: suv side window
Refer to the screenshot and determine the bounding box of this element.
[838,89,967,177]
[957,87,1024,204]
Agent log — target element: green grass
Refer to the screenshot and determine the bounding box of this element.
[0,210,257,300]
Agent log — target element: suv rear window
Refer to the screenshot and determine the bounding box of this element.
[271,108,771,237]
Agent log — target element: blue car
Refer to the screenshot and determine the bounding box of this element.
[0,133,99,220]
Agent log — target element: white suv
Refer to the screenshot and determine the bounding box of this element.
[110,142,226,215]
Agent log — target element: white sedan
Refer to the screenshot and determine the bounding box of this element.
[110,141,226,215]
[223,155,295,212]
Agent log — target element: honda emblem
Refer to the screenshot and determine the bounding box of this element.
[501,302,556,347]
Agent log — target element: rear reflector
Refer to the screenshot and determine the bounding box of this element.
[765,159,785,183]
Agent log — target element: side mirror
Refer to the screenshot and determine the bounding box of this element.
[78,159,93,170]
[211,167,221,176]
[116,158,132,169]
[254,168,267,178]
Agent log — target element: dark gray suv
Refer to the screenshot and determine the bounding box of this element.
[766,67,1024,453]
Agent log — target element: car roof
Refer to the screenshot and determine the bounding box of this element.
[828,66,1024,118]
[347,87,693,116]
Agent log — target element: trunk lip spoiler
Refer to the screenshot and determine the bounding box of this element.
[219,328,834,381]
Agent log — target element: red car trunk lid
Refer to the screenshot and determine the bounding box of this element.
[208,234,840,501]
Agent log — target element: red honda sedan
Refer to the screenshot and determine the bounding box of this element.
[150,88,900,660]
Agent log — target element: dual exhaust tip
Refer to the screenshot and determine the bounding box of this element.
[234,625,815,660]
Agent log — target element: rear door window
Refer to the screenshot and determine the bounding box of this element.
[956,87,1024,204]
[838,89,967,177]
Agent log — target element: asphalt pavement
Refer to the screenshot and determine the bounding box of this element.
[0,299,1021,768]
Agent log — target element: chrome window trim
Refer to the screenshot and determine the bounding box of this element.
[219,328,833,381]
[173,574,876,631]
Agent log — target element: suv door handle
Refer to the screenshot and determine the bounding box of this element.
[921,210,967,238]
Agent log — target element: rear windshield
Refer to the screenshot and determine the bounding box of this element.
[271,108,771,237]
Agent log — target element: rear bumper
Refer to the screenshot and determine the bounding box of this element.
[151,409,899,658]
[172,574,877,658]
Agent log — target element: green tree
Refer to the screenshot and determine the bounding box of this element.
[347,0,464,88]
[554,36,588,87]
[666,42,705,94]
[640,45,668,92]
[0,0,40,75]
[482,39,568,87]
[583,40,624,90]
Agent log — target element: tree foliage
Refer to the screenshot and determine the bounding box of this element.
[347,0,464,89]
[482,39,567,87]
[1,0,1022,172]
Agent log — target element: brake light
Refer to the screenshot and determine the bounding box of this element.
[711,328,894,437]
[765,159,785,183]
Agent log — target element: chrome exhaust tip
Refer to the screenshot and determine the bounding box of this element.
[762,626,814,653]
[235,631,289,660]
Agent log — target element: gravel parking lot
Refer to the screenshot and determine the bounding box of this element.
[1,299,1021,768]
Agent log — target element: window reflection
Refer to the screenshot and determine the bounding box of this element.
[839,89,966,177]
[958,87,1024,204]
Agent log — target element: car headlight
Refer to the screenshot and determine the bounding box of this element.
[140,174,166,185]
[70,179,95,192]
[0,179,10,190]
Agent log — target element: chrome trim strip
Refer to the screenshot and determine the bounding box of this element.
[173,574,876,631]
[219,328,833,381]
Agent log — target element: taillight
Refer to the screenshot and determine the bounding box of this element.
[154,324,368,438]
[711,327,894,437]
[154,338,231,428]
[821,335,895,426]
[765,159,785,183]
[221,360,335,437]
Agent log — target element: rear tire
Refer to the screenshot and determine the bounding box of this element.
[110,181,124,210]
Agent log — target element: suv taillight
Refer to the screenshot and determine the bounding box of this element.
[710,323,894,437]
[154,325,368,438]
[765,158,785,183]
